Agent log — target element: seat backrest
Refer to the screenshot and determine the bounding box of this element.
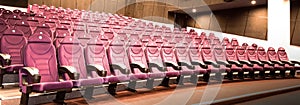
[0,19,8,37]
[277,47,289,61]
[23,32,58,82]
[15,21,32,38]
[73,27,86,37]
[213,45,226,61]
[231,38,239,47]
[257,47,268,61]
[85,38,112,77]
[247,46,259,61]
[1,28,27,65]
[77,34,92,48]
[128,40,148,74]
[44,19,57,31]
[267,47,279,61]
[34,23,53,39]
[189,42,203,63]
[175,43,192,65]
[58,36,88,79]
[1,10,13,19]
[54,26,70,47]
[26,17,39,31]
[103,30,115,41]
[161,42,177,64]
[222,37,230,47]
[108,39,131,75]
[252,43,258,50]
[19,12,30,20]
[201,43,215,62]
[236,46,248,61]
[225,45,238,61]
[145,41,164,67]
[242,43,248,49]
[88,28,101,38]
[7,14,21,26]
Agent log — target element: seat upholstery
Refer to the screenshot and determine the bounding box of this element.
[0,19,8,37]
[225,45,243,72]
[58,36,104,87]
[7,14,21,26]
[160,43,180,77]
[175,43,198,75]
[247,46,272,71]
[267,47,285,71]
[257,47,276,71]
[15,21,32,38]
[145,41,166,78]
[21,32,73,92]
[201,44,220,73]
[236,46,254,72]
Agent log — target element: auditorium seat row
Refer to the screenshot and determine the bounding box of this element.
[0,4,299,105]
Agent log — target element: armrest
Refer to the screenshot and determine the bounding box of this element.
[261,61,274,66]
[164,61,181,70]
[271,61,285,66]
[20,67,41,85]
[204,60,220,68]
[59,66,80,80]
[0,53,11,66]
[291,60,300,65]
[130,63,149,73]
[148,63,166,72]
[216,60,232,68]
[86,64,107,77]
[239,60,254,67]
[281,61,295,66]
[110,64,130,74]
[178,62,195,69]
[191,61,208,69]
[250,60,264,66]
[228,60,243,67]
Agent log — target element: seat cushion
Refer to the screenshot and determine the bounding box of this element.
[207,65,219,73]
[148,72,165,79]
[284,64,294,70]
[106,75,130,83]
[166,70,180,77]
[274,64,285,70]
[230,65,242,72]
[242,64,253,71]
[32,81,73,92]
[295,66,300,70]
[264,64,274,70]
[253,64,264,71]
[72,77,104,87]
[129,73,148,80]
[219,65,230,72]
[180,69,194,75]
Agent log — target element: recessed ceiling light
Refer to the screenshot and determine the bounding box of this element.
[251,0,256,5]
[192,9,197,13]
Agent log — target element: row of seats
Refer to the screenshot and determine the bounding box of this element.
[0,4,299,105]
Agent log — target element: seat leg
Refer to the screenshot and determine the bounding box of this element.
[238,71,244,80]
[175,75,184,85]
[145,78,154,89]
[249,71,255,79]
[83,87,95,99]
[127,81,137,93]
[190,74,198,84]
[108,83,117,96]
[53,91,67,104]
[290,70,296,78]
[20,93,30,105]
[259,71,265,79]
[0,74,4,88]
[280,70,286,78]
[203,73,210,82]
[159,77,170,87]
[227,71,233,80]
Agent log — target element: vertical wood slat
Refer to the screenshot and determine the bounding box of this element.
[104,0,118,13]
[28,0,43,5]
[90,0,105,12]
[116,0,126,15]
[125,0,136,17]
[61,0,76,9]
[42,0,61,7]
[77,0,92,10]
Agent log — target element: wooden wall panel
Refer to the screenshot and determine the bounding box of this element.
[209,13,227,32]
[142,1,154,21]
[90,0,105,12]
[225,15,247,36]
[104,0,118,13]
[116,0,127,15]
[77,0,91,10]
[28,0,43,5]
[42,0,61,7]
[125,0,136,17]
[244,17,267,40]
[61,0,76,9]
[165,0,178,7]
[133,0,144,18]
[194,12,211,29]
[152,1,166,23]
[291,21,300,46]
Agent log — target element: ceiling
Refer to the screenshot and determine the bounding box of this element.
[171,0,267,13]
